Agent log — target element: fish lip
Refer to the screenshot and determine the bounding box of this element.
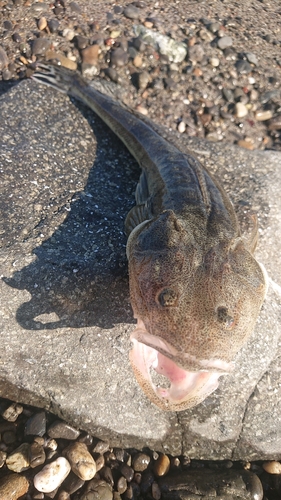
[129,321,234,411]
[130,327,233,374]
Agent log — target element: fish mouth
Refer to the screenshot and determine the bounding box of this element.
[130,320,233,411]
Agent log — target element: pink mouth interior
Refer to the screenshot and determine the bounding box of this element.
[129,324,229,410]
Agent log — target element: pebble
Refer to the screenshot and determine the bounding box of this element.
[64,442,96,480]
[117,476,127,494]
[120,464,134,482]
[152,481,161,500]
[93,440,109,454]
[235,59,252,74]
[38,17,47,31]
[48,19,60,33]
[0,451,7,467]
[217,36,232,50]
[63,28,76,42]
[0,473,29,500]
[246,52,258,66]
[210,56,220,67]
[255,110,273,121]
[82,479,113,500]
[110,47,128,67]
[34,456,71,493]
[153,453,170,477]
[12,33,22,43]
[262,460,281,474]
[69,1,81,13]
[31,38,51,56]
[25,411,46,436]
[47,421,80,440]
[81,45,99,65]
[29,442,46,468]
[31,2,49,13]
[178,121,186,133]
[6,443,30,472]
[132,452,151,472]
[237,139,255,150]
[1,403,23,422]
[63,471,85,494]
[133,54,143,67]
[188,43,204,62]
[235,102,248,118]
[45,50,78,71]
[123,5,142,20]
[268,115,281,130]
[136,70,150,90]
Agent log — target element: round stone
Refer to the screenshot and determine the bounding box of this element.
[263,460,281,474]
[1,403,23,422]
[153,453,170,477]
[38,17,47,30]
[64,442,96,481]
[217,36,232,50]
[255,110,273,121]
[6,443,30,473]
[132,452,150,472]
[123,5,141,20]
[29,442,46,468]
[120,463,134,482]
[81,45,99,65]
[81,479,113,500]
[47,421,80,440]
[31,38,51,56]
[34,457,71,493]
[235,59,252,74]
[235,102,248,118]
[0,473,29,499]
[117,476,127,494]
[110,47,128,67]
[25,411,46,437]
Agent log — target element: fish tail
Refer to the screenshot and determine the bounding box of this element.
[31,63,86,94]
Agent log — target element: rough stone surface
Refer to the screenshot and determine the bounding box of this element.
[0,80,281,460]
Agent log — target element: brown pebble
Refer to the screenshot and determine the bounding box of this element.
[255,110,273,121]
[81,44,99,65]
[45,50,77,71]
[57,491,70,500]
[64,442,96,481]
[117,476,127,494]
[1,403,23,422]
[153,453,170,477]
[93,440,110,454]
[263,460,281,474]
[38,17,47,30]
[0,451,7,468]
[268,114,281,131]
[0,473,29,500]
[144,21,153,28]
[6,443,30,472]
[121,463,134,482]
[237,139,255,150]
[133,55,143,67]
[193,67,203,77]
[132,452,150,472]
[152,481,161,500]
[95,454,105,472]
[29,442,46,468]
[47,421,80,440]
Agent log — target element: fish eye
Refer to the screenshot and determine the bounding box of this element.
[157,288,178,307]
[217,307,234,328]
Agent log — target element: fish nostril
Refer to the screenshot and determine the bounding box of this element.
[217,306,234,328]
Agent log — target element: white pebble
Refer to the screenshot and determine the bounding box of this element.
[235,102,248,118]
[263,460,281,474]
[210,57,220,67]
[34,457,71,493]
[178,121,186,133]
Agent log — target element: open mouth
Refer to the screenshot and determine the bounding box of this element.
[130,320,233,411]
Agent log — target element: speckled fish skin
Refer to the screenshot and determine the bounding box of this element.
[31,65,267,412]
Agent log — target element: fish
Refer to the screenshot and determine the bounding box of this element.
[31,64,267,411]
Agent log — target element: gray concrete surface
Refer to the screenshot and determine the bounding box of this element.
[0,80,280,459]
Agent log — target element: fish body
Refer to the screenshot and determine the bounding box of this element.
[32,64,267,411]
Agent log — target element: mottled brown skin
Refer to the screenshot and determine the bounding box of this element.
[32,65,267,411]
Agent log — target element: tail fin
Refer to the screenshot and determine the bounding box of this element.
[31,63,85,94]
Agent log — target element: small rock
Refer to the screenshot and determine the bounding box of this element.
[188,44,204,62]
[193,67,202,77]
[110,47,128,67]
[25,411,46,436]
[178,121,186,133]
[45,50,78,71]
[133,54,143,67]
[217,36,232,50]
[100,466,114,487]
[153,453,170,477]
[222,88,234,102]
[62,28,76,41]
[133,36,146,52]
[38,17,47,30]
[31,38,51,56]
[268,115,281,131]
[235,59,252,74]
[117,476,127,494]
[136,70,150,90]
[235,102,248,118]
[34,456,71,493]
[263,460,281,474]
[48,19,60,33]
[29,442,46,468]
[114,6,123,14]
[12,33,22,43]
[81,45,99,65]
[124,5,142,20]
[255,110,273,121]
[47,421,80,440]
[63,471,85,494]
[246,52,258,66]
[260,89,280,104]
[82,479,113,500]
[64,442,96,481]
[210,56,220,67]
[93,440,109,454]
[0,451,7,468]
[0,473,29,500]
[237,139,255,150]
[152,481,161,500]
[1,403,22,422]
[2,430,16,444]
[132,452,151,472]
[6,443,30,472]
[69,1,81,13]
[120,463,134,482]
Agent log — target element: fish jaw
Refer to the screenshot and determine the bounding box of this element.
[129,321,233,411]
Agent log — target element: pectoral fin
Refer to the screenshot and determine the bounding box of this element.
[125,203,150,235]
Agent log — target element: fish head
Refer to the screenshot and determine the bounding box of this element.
[126,210,267,411]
